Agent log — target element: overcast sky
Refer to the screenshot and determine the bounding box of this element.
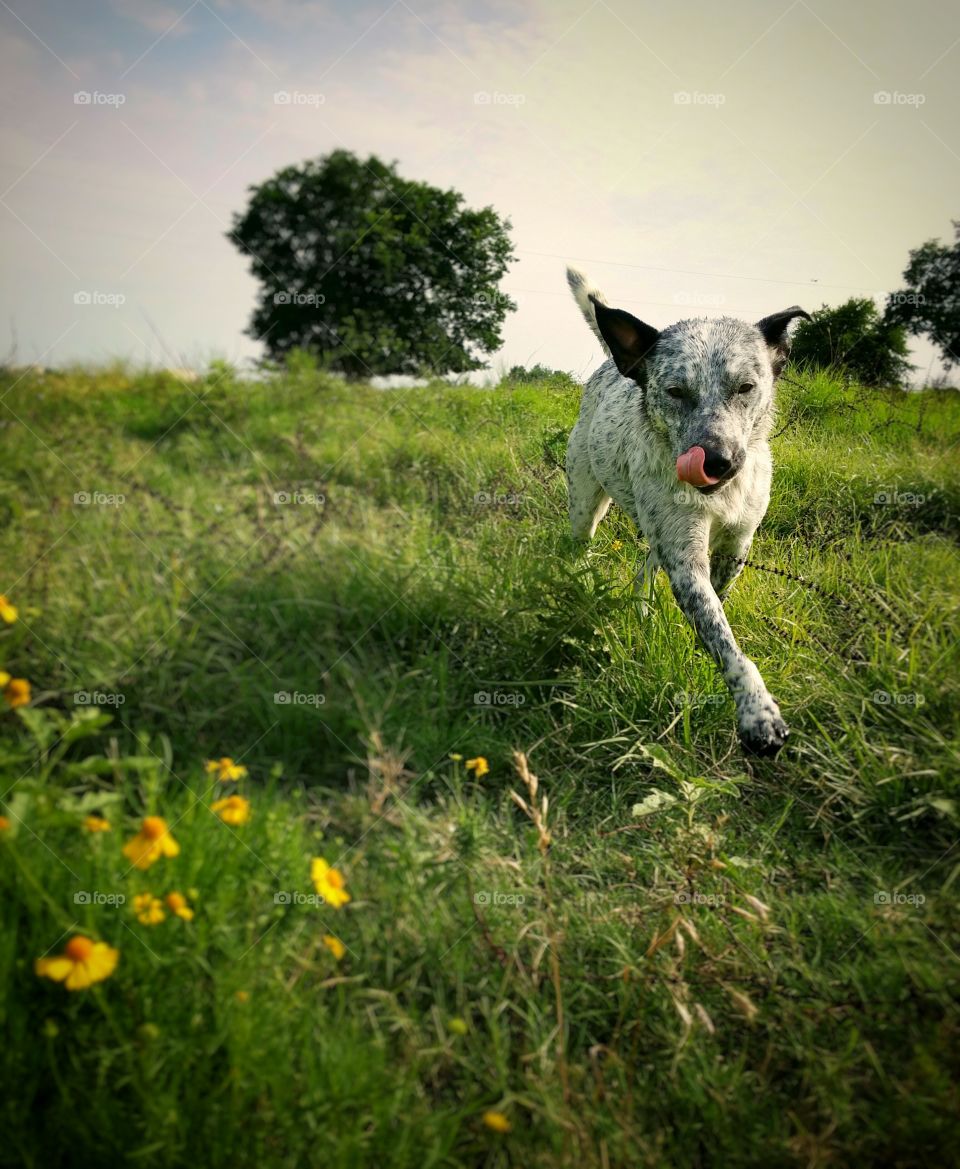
[2,0,958,382]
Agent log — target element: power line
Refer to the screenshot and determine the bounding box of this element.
[516,248,890,294]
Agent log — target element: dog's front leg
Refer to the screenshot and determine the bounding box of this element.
[709,530,753,601]
[659,545,788,756]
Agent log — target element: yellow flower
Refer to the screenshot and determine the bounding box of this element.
[449,753,463,761]
[123,816,180,871]
[447,1016,469,1036]
[2,677,31,708]
[310,858,351,909]
[611,539,623,551]
[83,815,111,833]
[322,934,346,961]
[234,990,250,1003]
[211,794,251,826]
[35,935,119,990]
[482,1111,512,1134]
[0,595,17,624]
[0,815,10,834]
[205,757,248,782]
[465,757,489,779]
[165,891,194,921]
[133,893,166,925]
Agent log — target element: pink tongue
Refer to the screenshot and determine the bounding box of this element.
[676,446,719,487]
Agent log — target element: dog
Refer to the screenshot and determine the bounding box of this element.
[565,267,810,755]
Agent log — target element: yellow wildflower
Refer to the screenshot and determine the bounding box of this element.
[205,757,248,782]
[482,1111,512,1133]
[0,596,17,624]
[234,990,250,1003]
[122,816,180,871]
[449,753,463,761]
[310,858,351,909]
[83,815,111,833]
[210,794,251,826]
[465,757,489,779]
[322,934,346,960]
[164,891,194,921]
[611,539,623,551]
[2,677,31,708]
[447,1017,468,1036]
[133,893,166,925]
[35,935,119,990]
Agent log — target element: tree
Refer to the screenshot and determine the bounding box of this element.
[886,221,960,367]
[790,298,912,386]
[229,150,515,377]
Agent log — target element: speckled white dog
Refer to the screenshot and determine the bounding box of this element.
[565,267,810,755]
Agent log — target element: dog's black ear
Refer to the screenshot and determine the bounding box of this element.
[756,307,812,375]
[591,296,659,379]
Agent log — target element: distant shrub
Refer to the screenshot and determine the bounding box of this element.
[503,363,577,389]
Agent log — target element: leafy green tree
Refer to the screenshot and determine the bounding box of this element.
[790,298,912,386]
[886,221,960,367]
[229,150,515,378]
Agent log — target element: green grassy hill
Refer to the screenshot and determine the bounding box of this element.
[1,360,958,1167]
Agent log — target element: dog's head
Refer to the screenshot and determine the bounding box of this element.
[590,296,810,492]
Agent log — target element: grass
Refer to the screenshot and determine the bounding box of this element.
[0,357,959,1167]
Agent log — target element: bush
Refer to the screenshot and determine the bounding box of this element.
[790,298,912,386]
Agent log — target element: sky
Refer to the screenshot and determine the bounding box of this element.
[1,0,958,383]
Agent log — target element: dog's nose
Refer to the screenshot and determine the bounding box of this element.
[701,448,736,479]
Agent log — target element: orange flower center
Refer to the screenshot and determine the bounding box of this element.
[65,936,94,962]
[142,816,166,839]
[166,893,186,910]
[327,869,344,889]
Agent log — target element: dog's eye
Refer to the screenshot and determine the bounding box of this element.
[665,386,686,400]
[737,382,756,394]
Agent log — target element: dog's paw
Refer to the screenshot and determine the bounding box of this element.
[737,701,790,757]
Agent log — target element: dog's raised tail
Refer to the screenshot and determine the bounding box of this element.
[566,266,610,355]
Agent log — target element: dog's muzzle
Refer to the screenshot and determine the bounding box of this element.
[676,445,743,492]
